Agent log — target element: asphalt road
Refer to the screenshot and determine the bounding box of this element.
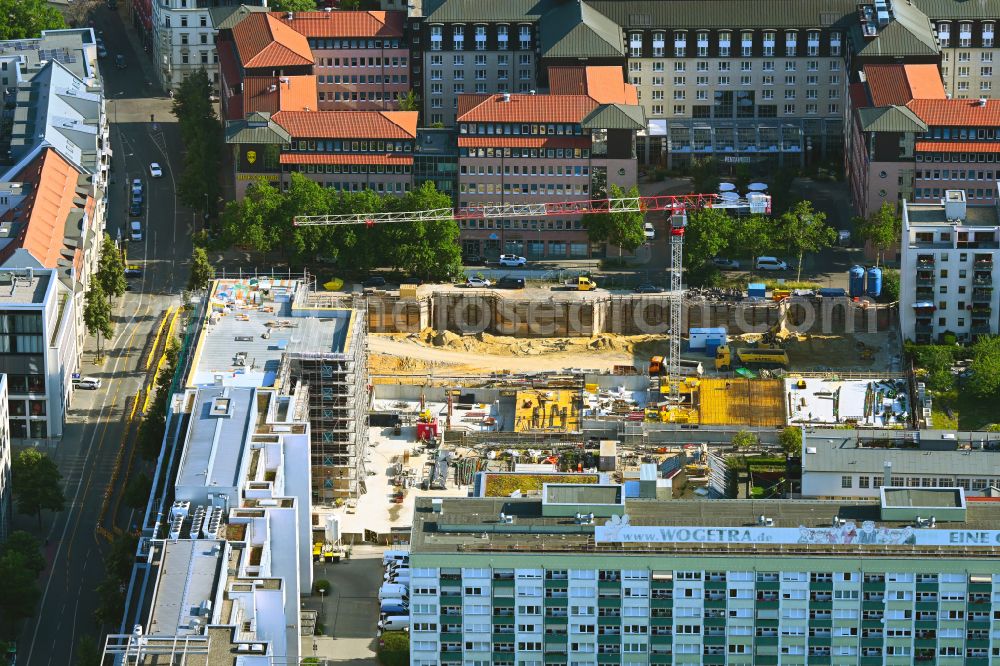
[17,6,192,664]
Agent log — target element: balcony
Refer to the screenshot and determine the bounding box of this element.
[703,634,726,646]
[755,600,780,610]
[966,638,991,649]
[440,594,462,605]
[974,257,994,270]
[917,254,935,266]
[755,636,779,646]
[915,321,934,334]
[914,601,938,612]
[809,580,834,591]
[650,655,672,665]
[972,288,993,304]
[973,272,994,286]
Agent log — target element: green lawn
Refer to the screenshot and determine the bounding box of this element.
[931,389,998,430]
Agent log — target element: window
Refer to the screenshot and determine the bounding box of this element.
[858,476,870,489]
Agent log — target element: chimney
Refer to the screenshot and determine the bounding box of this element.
[978,97,988,107]
[944,189,967,221]
[287,11,294,20]
[883,461,892,487]
[501,93,511,103]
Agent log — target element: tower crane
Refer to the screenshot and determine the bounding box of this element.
[294,191,771,400]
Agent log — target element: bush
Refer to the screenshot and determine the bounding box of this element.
[378,630,410,666]
[314,579,332,594]
[878,268,899,303]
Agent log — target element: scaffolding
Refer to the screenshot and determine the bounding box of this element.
[102,631,210,665]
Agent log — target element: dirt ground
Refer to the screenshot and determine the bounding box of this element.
[368,328,899,377]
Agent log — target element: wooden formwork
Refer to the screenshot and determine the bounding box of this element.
[697,378,786,427]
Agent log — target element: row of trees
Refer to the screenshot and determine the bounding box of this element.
[685,200,837,284]
[172,70,223,217]
[221,174,463,280]
[84,234,128,360]
[0,0,65,40]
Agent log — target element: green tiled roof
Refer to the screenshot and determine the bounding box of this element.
[852,1,938,57]
[539,1,624,59]
[581,103,645,130]
[858,105,928,133]
[225,113,291,144]
[912,0,1000,20]
[209,4,268,31]
[423,0,552,23]
[587,0,856,29]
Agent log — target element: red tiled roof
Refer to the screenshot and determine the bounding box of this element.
[457,94,598,124]
[272,110,418,139]
[279,153,413,165]
[273,10,404,38]
[458,136,591,149]
[907,98,1000,126]
[242,75,317,115]
[916,140,1000,153]
[548,66,638,105]
[233,13,314,69]
[864,64,945,107]
[0,148,85,269]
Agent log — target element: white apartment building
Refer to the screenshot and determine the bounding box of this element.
[899,189,1000,343]
[153,0,266,92]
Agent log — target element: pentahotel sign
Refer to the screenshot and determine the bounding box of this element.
[594,514,1000,547]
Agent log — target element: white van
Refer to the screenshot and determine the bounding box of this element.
[385,567,410,582]
[378,615,410,632]
[379,583,409,601]
[382,550,409,567]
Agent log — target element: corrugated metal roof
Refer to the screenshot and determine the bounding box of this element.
[852,2,938,58]
[209,4,268,31]
[803,433,1000,477]
[912,0,1000,20]
[581,103,645,130]
[422,0,552,23]
[225,114,292,144]
[587,0,856,29]
[858,105,928,133]
[539,1,624,59]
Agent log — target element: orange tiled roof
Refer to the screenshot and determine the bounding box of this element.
[916,140,1000,153]
[242,75,317,115]
[457,94,598,124]
[272,110,418,139]
[864,64,945,107]
[0,148,84,269]
[458,136,592,149]
[279,153,413,165]
[233,13,314,69]
[907,98,1000,126]
[273,10,404,38]
[548,66,638,105]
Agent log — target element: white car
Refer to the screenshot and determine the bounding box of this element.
[149,162,163,178]
[498,254,527,267]
[644,223,656,240]
[755,256,789,271]
[712,257,741,270]
[466,277,492,288]
[76,377,101,390]
[130,220,143,242]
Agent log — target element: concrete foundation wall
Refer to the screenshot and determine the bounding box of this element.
[365,293,895,338]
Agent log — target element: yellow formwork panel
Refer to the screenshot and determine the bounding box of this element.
[697,378,786,427]
[514,389,580,432]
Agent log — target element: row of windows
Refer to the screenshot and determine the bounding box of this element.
[842,475,996,491]
[936,21,996,48]
[460,183,589,196]
[315,56,407,68]
[428,24,531,52]
[460,123,583,137]
[653,103,837,117]
[291,140,412,153]
[627,29,841,59]
[460,165,590,177]
[284,179,410,193]
[10,419,47,439]
[630,59,841,73]
[946,79,994,93]
[8,399,46,417]
[915,188,995,201]
[319,91,406,103]
[428,83,534,101]
[290,165,411,175]
[917,169,998,180]
[316,75,408,85]
[429,54,533,66]
[428,68,531,81]
[306,38,401,50]
[636,74,841,88]
[460,148,590,159]
[460,219,583,231]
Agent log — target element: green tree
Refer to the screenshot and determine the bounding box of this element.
[582,184,645,257]
[684,207,735,270]
[96,233,127,303]
[388,182,464,280]
[138,339,179,459]
[779,200,837,282]
[3,532,45,577]
[397,90,420,112]
[269,0,318,9]
[122,472,152,509]
[731,430,757,452]
[968,335,1000,399]
[187,246,215,291]
[11,449,65,529]
[84,281,114,361]
[779,427,802,458]
[689,157,719,194]
[74,636,102,666]
[172,70,222,215]
[854,202,901,267]
[735,214,780,276]
[906,343,956,392]
[0,0,66,40]
[94,532,139,626]
[0,549,42,636]
[879,268,900,303]
[220,178,285,256]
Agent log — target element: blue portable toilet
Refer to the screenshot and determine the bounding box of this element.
[866,266,882,298]
[747,283,766,299]
[849,265,866,298]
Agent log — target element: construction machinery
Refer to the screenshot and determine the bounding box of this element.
[714,344,789,372]
[559,276,598,291]
[648,356,704,377]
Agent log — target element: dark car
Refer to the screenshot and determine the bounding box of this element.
[114,54,127,69]
[634,283,664,294]
[124,267,142,278]
[363,276,387,288]
[496,276,525,290]
[462,254,484,266]
[128,201,142,217]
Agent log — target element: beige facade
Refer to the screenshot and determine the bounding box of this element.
[424,50,536,126]
[934,20,997,99]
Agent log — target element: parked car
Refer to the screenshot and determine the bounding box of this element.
[837,229,851,246]
[377,616,410,632]
[114,54,126,69]
[755,256,789,271]
[496,276,525,289]
[634,283,664,294]
[149,162,163,178]
[465,277,492,288]
[130,220,143,242]
[128,200,142,217]
[363,276,387,289]
[97,43,107,58]
[498,254,526,267]
[644,222,656,240]
[76,377,101,390]
[711,257,741,270]
[462,253,483,266]
[124,266,142,278]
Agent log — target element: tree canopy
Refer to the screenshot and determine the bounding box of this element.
[188,246,215,292]
[853,202,901,267]
[0,0,65,41]
[172,70,222,215]
[736,214,781,274]
[779,427,802,458]
[968,335,1000,399]
[84,281,114,360]
[731,430,757,452]
[11,449,65,528]
[582,184,646,256]
[268,0,318,10]
[779,200,837,282]
[96,234,127,302]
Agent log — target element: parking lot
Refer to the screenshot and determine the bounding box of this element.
[306,547,384,664]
